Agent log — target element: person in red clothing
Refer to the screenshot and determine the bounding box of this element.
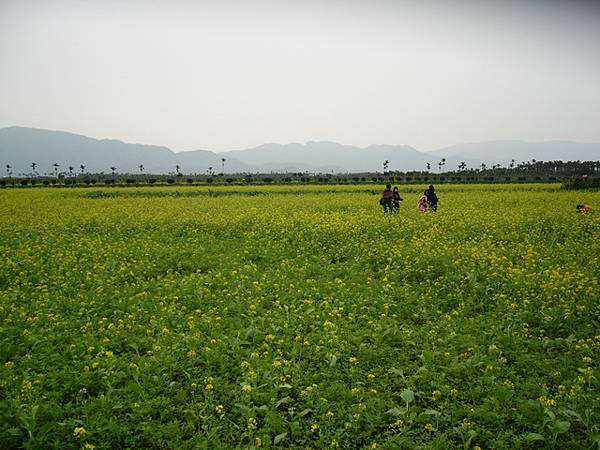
[576,204,593,213]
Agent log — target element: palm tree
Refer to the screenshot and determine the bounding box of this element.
[208,166,213,176]
[31,162,37,175]
[509,159,515,169]
[68,166,74,177]
[221,157,226,174]
[480,163,487,172]
[441,158,446,172]
[53,163,59,178]
[458,161,467,171]
[6,164,11,177]
[110,166,116,176]
[175,164,181,176]
[383,160,389,172]
[426,163,431,172]
[139,164,144,173]
[80,164,85,175]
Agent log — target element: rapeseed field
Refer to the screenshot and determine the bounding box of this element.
[0,184,598,449]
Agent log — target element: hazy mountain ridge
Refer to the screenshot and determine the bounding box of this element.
[1,126,598,175]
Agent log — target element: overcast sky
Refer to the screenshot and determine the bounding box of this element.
[1,0,599,152]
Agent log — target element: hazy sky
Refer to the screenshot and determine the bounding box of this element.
[1,0,599,152]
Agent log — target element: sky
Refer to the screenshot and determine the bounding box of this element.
[1,0,599,152]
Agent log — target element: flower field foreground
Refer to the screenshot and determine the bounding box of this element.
[0,184,598,449]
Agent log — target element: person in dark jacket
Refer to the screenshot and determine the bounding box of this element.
[391,187,403,212]
[380,184,393,212]
[425,185,439,211]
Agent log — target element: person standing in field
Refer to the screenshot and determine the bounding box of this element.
[425,185,439,211]
[417,190,429,212]
[391,187,403,212]
[380,184,394,212]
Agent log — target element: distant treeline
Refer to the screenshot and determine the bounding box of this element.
[2,160,599,188]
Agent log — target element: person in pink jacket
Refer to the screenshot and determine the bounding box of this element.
[417,190,429,212]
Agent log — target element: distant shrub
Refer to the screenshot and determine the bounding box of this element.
[562,177,600,190]
[226,178,234,183]
[126,179,136,184]
[147,179,156,184]
[20,179,29,186]
[43,180,50,186]
[263,178,273,183]
[186,178,194,184]
[166,179,175,184]
[244,178,253,183]
[206,178,213,183]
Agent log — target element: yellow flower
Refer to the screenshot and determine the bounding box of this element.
[73,427,87,438]
[215,404,224,414]
[241,384,253,393]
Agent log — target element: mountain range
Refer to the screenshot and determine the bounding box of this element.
[1,126,598,175]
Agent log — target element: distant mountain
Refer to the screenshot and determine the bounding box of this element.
[430,140,600,167]
[225,141,435,172]
[1,127,598,175]
[0,127,440,174]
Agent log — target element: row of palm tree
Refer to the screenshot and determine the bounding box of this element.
[5,160,228,177]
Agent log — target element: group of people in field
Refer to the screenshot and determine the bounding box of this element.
[380,184,593,214]
[380,184,438,213]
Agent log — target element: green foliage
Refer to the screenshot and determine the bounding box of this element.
[562,177,600,190]
[0,184,598,448]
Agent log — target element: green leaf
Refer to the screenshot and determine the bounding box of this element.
[275,396,291,408]
[329,355,337,367]
[423,408,440,416]
[388,368,404,377]
[552,420,570,434]
[524,432,545,442]
[401,389,415,405]
[297,408,312,418]
[387,407,407,416]
[274,432,287,445]
[590,432,600,449]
